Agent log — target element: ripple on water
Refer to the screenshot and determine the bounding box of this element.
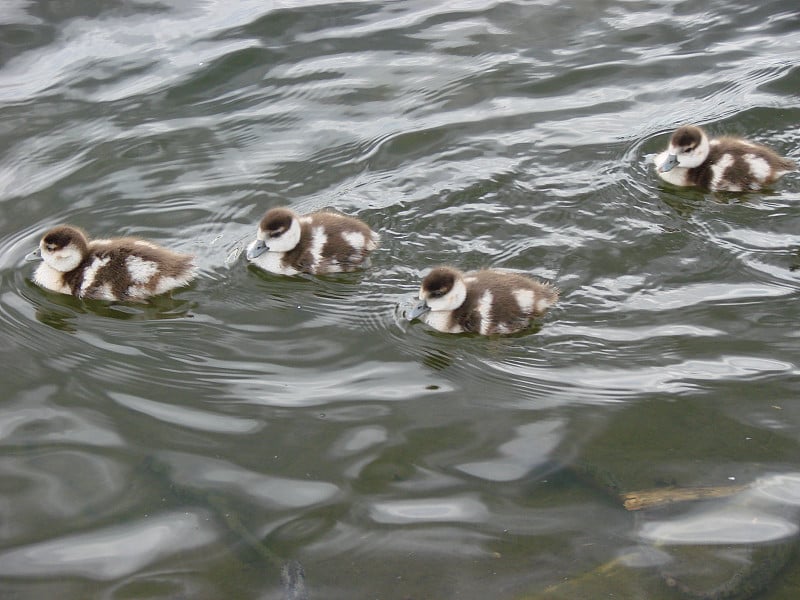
[369,494,489,525]
[108,392,263,435]
[0,448,130,543]
[0,510,218,580]
[160,451,340,509]
[1,0,800,599]
[0,384,124,448]
[455,419,565,481]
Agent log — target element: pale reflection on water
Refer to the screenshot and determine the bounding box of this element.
[0,0,799,598]
[0,512,218,580]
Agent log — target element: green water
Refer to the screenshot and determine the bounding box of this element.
[1,1,799,598]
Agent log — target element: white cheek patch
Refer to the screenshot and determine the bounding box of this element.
[264,219,302,253]
[476,289,493,335]
[426,295,446,311]
[52,253,74,270]
[79,256,111,295]
[427,279,468,312]
[710,153,735,189]
[744,154,771,182]
[679,135,710,169]
[125,255,159,284]
[45,245,83,272]
[512,288,535,314]
[667,143,699,167]
[342,231,366,250]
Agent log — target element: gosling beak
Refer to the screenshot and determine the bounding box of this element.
[658,153,679,173]
[25,248,43,262]
[245,239,268,261]
[407,298,431,320]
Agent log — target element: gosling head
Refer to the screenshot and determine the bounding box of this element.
[246,207,303,260]
[658,125,710,172]
[408,266,468,320]
[27,225,89,272]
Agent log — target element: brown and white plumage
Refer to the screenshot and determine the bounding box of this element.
[654,125,795,191]
[26,225,196,301]
[245,207,379,275]
[408,266,558,335]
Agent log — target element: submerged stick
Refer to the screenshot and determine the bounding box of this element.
[622,483,748,511]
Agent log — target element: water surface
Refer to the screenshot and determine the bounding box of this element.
[1,0,800,598]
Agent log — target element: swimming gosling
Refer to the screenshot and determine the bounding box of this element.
[654,124,795,191]
[26,225,196,301]
[245,207,379,275]
[408,266,558,335]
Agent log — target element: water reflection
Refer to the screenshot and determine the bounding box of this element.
[1,0,800,598]
[110,392,262,434]
[456,420,564,482]
[0,511,218,580]
[161,451,340,509]
[640,473,800,545]
[641,511,797,545]
[635,474,800,600]
[369,495,489,524]
[0,385,124,448]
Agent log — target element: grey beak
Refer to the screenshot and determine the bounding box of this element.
[246,239,268,261]
[25,248,43,262]
[407,298,430,320]
[658,153,679,173]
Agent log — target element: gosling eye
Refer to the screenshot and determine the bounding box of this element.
[429,290,446,299]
